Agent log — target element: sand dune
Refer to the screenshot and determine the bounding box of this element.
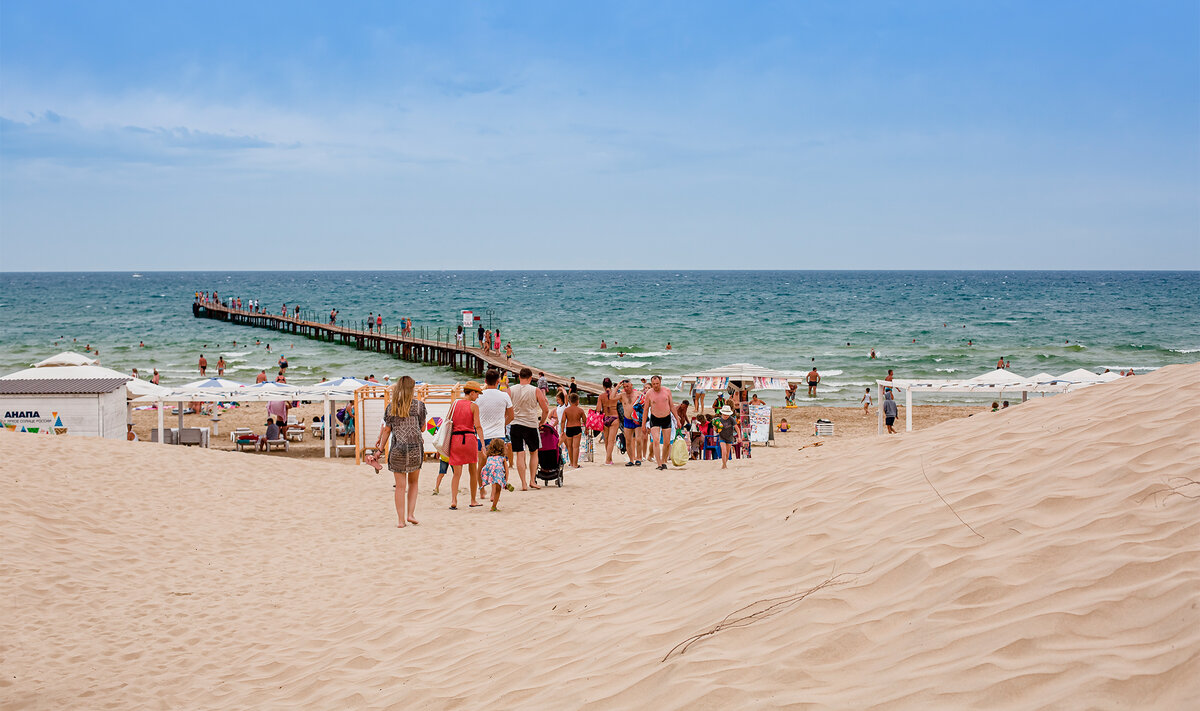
[3,364,1198,709]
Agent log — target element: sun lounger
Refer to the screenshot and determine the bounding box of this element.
[260,438,289,452]
[178,428,206,447]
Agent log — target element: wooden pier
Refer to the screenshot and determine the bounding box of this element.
[192,302,603,396]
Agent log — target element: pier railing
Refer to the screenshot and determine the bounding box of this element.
[192,301,601,396]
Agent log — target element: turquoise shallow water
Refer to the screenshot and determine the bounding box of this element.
[1,271,1197,405]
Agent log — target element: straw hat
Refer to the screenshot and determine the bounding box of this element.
[720,406,733,416]
[463,380,483,394]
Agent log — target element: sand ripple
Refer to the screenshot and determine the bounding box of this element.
[2,364,1198,709]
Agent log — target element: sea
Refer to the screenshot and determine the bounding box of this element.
[1,271,1197,406]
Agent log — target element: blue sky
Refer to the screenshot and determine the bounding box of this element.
[1,1,1197,270]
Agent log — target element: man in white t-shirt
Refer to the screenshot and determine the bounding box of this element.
[475,368,514,469]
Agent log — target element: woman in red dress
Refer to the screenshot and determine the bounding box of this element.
[447,381,484,509]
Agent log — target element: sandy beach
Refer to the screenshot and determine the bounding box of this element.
[3,363,1198,709]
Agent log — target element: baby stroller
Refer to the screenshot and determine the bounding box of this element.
[536,423,565,487]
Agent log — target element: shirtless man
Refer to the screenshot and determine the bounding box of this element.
[198,354,207,376]
[806,367,820,397]
[619,380,643,467]
[643,375,675,470]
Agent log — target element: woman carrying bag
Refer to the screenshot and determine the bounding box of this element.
[444,381,485,510]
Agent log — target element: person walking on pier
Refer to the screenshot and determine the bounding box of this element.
[509,368,550,490]
[367,312,374,333]
[376,314,382,333]
[374,376,426,528]
[477,324,485,347]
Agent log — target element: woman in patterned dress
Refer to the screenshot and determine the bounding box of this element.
[374,376,427,528]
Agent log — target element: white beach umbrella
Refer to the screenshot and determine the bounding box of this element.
[182,377,250,390]
[125,378,172,398]
[31,351,99,367]
[312,376,375,390]
[1026,372,1062,384]
[241,381,302,398]
[1055,368,1105,384]
[3,364,131,380]
[968,369,1028,385]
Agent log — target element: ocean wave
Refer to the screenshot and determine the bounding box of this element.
[1171,348,1200,354]
[587,360,649,369]
[581,350,672,357]
[935,368,959,372]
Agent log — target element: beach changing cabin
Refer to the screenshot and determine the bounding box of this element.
[0,377,128,439]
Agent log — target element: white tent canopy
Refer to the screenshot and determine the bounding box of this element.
[32,351,99,367]
[876,368,1118,433]
[679,363,800,390]
[125,378,172,398]
[133,380,369,458]
[969,369,1032,386]
[3,364,131,381]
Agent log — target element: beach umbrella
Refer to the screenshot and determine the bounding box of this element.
[32,351,100,367]
[307,378,378,457]
[426,416,442,436]
[3,364,132,381]
[310,376,375,391]
[125,378,172,398]
[1056,368,1106,384]
[182,377,249,390]
[241,381,302,396]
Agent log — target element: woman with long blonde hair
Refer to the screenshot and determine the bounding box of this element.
[374,376,427,527]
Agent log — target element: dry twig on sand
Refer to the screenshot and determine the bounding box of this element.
[1136,477,1200,506]
[920,456,985,540]
[662,570,861,662]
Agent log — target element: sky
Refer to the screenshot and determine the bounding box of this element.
[1,1,1197,270]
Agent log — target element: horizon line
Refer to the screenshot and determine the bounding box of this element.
[3,268,1198,275]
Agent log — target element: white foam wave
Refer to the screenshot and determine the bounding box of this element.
[587,360,649,369]
[581,350,672,357]
[1171,348,1200,354]
[935,368,959,373]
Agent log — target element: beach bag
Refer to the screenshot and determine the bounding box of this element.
[433,399,458,457]
[586,409,604,433]
[670,433,688,467]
